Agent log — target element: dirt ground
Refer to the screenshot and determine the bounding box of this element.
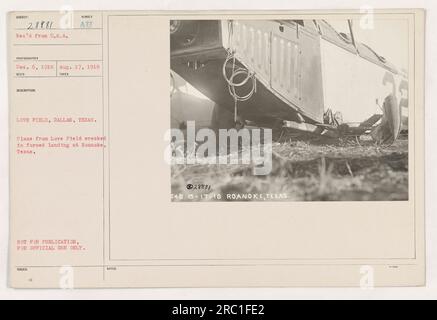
[171,136,408,201]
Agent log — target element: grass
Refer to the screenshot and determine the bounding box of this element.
[171,137,408,201]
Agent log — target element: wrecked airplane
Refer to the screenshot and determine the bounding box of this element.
[170,19,408,144]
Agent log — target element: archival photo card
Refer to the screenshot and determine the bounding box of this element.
[8,10,425,288]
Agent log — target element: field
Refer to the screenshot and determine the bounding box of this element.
[171,136,408,201]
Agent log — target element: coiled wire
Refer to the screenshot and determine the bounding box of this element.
[222,21,257,122]
[222,52,257,103]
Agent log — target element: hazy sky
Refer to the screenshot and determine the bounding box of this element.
[326,18,409,71]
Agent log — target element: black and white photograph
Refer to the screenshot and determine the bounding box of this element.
[170,18,409,201]
[0,2,430,297]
